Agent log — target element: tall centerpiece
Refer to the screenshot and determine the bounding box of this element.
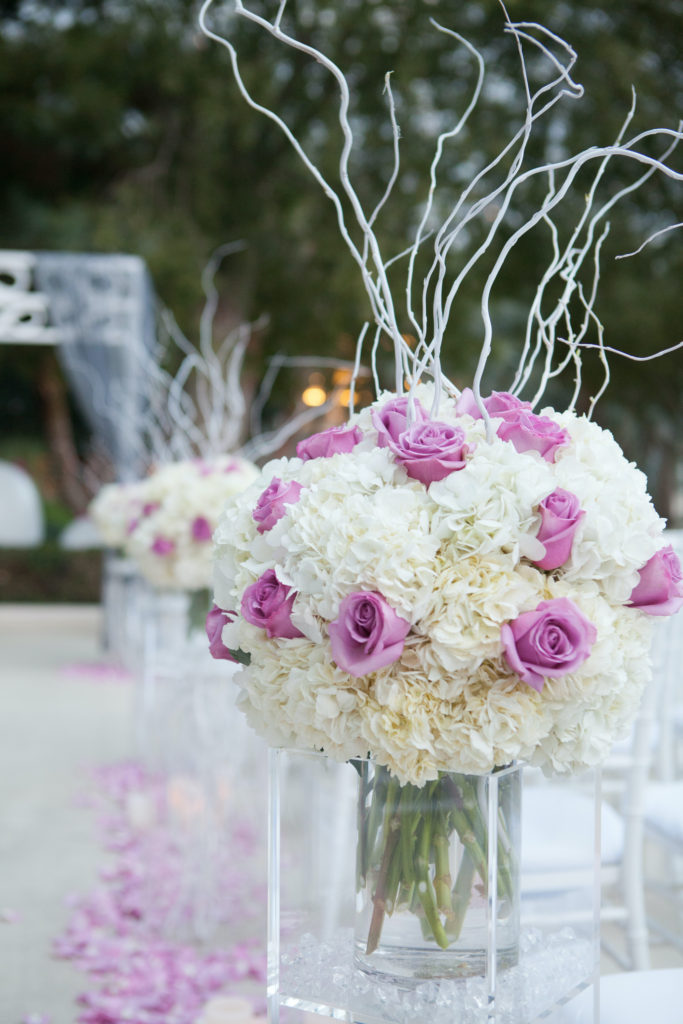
[210,382,682,980]
[200,0,683,1016]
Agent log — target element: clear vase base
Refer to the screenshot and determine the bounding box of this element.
[278,927,595,1024]
[354,939,519,985]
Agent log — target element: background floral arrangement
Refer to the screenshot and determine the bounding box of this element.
[89,480,147,550]
[124,455,259,591]
[93,456,258,591]
[210,384,683,786]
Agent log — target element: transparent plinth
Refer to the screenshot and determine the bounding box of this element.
[268,751,600,1023]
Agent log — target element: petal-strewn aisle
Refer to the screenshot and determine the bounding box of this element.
[0,604,266,1024]
[0,604,133,1024]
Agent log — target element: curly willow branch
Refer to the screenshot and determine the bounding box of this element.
[199,0,683,420]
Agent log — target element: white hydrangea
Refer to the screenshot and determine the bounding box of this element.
[89,480,146,548]
[124,455,259,590]
[212,386,668,784]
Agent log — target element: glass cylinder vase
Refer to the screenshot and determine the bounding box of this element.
[354,761,521,983]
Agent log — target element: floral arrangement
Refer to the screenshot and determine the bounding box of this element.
[123,455,258,591]
[89,480,147,550]
[208,385,683,957]
[200,0,683,971]
[210,384,682,786]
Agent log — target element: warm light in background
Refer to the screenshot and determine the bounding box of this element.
[333,368,352,385]
[339,388,373,408]
[302,385,327,407]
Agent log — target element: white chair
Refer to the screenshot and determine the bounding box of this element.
[649,529,683,783]
[0,460,45,546]
[552,967,683,1023]
[521,678,656,971]
[640,538,683,953]
[59,515,103,550]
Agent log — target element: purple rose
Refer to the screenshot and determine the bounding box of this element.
[252,477,303,534]
[372,395,428,447]
[241,569,304,639]
[206,605,238,662]
[191,515,213,542]
[496,410,570,463]
[387,420,472,485]
[328,591,410,677]
[151,536,175,556]
[501,597,597,692]
[296,425,362,461]
[628,545,683,616]
[532,489,585,571]
[455,388,532,421]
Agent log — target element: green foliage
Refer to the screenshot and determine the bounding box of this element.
[1,1,681,510]
[0,545,102,602]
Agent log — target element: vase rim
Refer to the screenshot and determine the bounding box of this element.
[270,746,522,781]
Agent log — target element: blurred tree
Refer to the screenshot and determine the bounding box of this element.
[0,0,681,511]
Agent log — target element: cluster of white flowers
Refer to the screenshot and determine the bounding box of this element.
[212,386,671,784]
[89,480,147,549]
[90,456,259,590]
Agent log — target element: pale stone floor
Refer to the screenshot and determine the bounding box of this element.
[0,604,681,1024]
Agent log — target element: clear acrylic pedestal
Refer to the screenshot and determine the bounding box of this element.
[101,551,144,668]
[268,751,600,1024]
[131,584,269,945]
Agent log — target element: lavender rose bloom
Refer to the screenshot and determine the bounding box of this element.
[496,410,570,463]
[151,536,175,556]
[372,395,428,448]
[388,420,472,485]
[206,605,238,663]
[252,477,303,534]
[532,489,585,571]
[296,425,362,461]
[628,545,683,616]
[191,515,213,542]
[501,597,597,692]
[329,591,410,677]
[241,569,304,639]
[455,388,532,421]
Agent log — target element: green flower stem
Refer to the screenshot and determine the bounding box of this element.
[365,811,402,955]
[496,806,516,904]
[442,777,489,887]
[360,768,516,955]
[432,806,454,917]
[414,807,450,950]
[189,588,211,632]
[447,849,477,940]
[398,788,420,887]
[384,836,403,914]
[444,775,513,904]
[397,879,415,911]
[363,770,387,882]
[461,777,513,903]
[356,764,372,888]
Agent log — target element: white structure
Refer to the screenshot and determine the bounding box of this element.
[0,250,61,345]
[0,460,45,547]
[34,251,156,481]
[0,248,156,482]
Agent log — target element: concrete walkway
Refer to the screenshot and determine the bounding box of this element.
[0,604,133,1024]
